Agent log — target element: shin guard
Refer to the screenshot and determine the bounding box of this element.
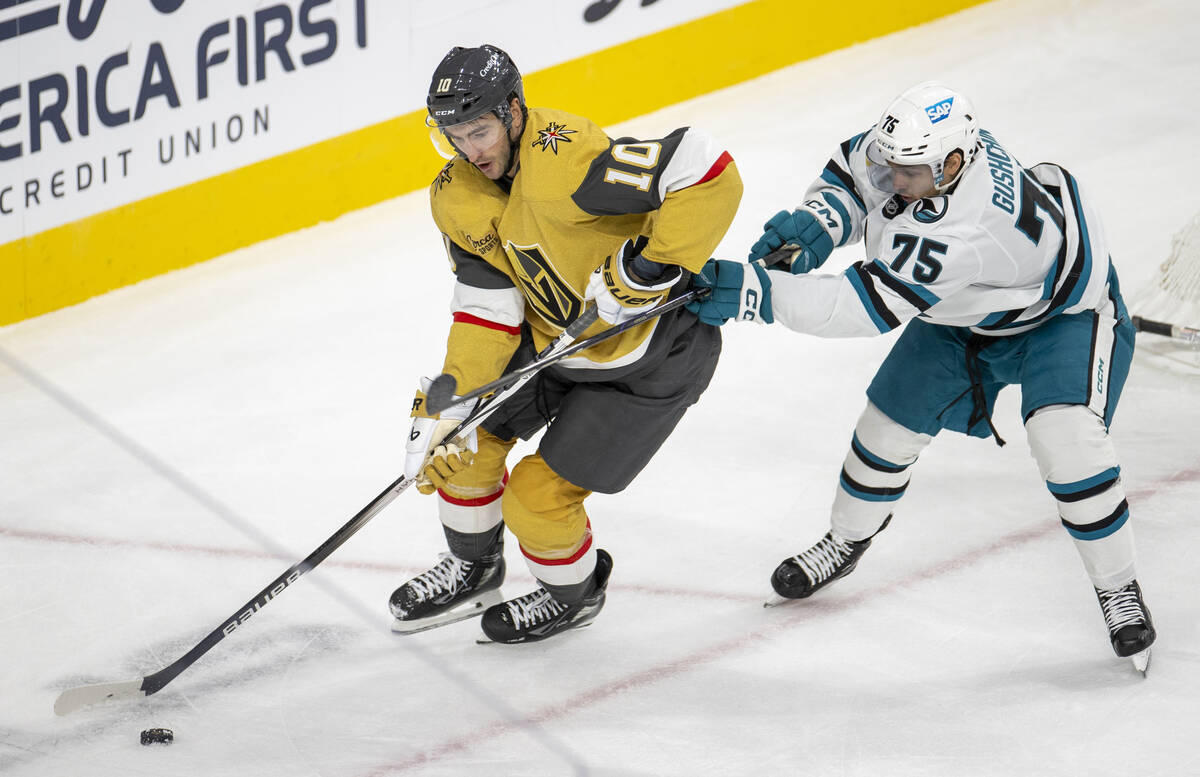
[831,402,931,541]
[436,428,515,560]
[1026,404,1136,589]
[502,452,597,604]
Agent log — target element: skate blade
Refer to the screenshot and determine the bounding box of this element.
[763,592,808,608]
[1130,647,1151,676]
[475,619,598,645]
[391,589,505,634]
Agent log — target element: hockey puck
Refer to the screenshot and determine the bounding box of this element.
[140,728,173,745]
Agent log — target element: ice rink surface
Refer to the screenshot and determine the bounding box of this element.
[3,0,1199,774]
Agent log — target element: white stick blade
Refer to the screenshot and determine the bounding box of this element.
[53,680,145,716]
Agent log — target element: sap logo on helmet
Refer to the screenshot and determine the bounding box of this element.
[925,98,955,124]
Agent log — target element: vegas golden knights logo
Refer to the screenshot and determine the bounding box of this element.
[506,242,582,328]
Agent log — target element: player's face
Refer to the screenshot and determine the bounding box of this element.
[442,113,514,180]
[888,162,938,202]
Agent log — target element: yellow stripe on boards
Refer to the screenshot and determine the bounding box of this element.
[0,0,987,326]
[528,0,988,128]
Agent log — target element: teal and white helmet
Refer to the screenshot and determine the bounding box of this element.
[867,81,980,192]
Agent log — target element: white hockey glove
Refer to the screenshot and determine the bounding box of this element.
[404,377,477,495]
[585,238,682,325]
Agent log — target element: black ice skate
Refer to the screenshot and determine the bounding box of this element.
[390,549,505,634]
[767,531,874,604]
[1095,579,1156,674]
[479,550,612,644]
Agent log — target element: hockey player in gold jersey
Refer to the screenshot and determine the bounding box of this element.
[389,44,742,643]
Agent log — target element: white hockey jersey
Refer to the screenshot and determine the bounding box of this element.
[768,128,1114,338]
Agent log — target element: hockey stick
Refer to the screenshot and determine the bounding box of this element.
[426,240,816,414]
[53,474,413,716]
[426,288,709,414]
[52,306,605,717]
[1132,315,1200,345]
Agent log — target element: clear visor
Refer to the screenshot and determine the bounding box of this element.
[865,139,938,195]
[437,115,505,156]
[427,124,458,160]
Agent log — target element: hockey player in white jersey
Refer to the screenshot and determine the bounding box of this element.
[688,82,1155,671]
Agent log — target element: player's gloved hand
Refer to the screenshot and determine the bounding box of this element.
[404,377,477,495]
[585,238,682,325]
[748,208,834,274]
[686,259,773,326]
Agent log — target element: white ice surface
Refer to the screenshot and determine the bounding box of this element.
[3,0,1199,774]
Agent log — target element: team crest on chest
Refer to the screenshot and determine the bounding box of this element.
[914,196,949,223]
[532,121,577,154]
[505,241,583,328]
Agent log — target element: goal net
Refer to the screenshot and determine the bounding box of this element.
[1128,212,1200,374]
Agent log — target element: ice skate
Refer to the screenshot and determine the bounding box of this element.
[479,550,612,644]
[766,530,874,606]
[1095,579,1156,675]
[390,549,505,634]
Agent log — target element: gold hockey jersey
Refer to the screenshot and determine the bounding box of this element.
[429,106,742,394]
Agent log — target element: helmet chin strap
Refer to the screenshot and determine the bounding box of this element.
[934,146,974,193]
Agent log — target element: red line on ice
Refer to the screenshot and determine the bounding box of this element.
[0,526,756,603]
[361,464,1200,774]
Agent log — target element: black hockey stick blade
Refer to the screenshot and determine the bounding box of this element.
[1133,315,1200,344]
[424,373,459,415]
[426,305,602,415]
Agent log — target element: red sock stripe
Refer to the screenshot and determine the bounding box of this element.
[453,312,521,336]
[521,525,593,566]
[694,150,733,185]
[437,471,509,506]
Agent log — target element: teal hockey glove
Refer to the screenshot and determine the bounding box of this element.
[686,259,773,326]
[748,208,834,274]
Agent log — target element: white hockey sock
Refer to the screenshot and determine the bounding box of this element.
[1026,404,1136,589]
[437,481,505,536]
[831,402,931,541]
[523,541,598,604]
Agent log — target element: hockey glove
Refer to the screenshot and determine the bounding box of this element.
[405,377,477,495]
[686,259,773,326]
[748,208,834,274]
[585,238,682,326]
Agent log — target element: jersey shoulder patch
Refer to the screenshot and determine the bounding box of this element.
[514,107,612,202]
[430,157,507,260]
[528,120,579,155]
[432,160,454,194]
